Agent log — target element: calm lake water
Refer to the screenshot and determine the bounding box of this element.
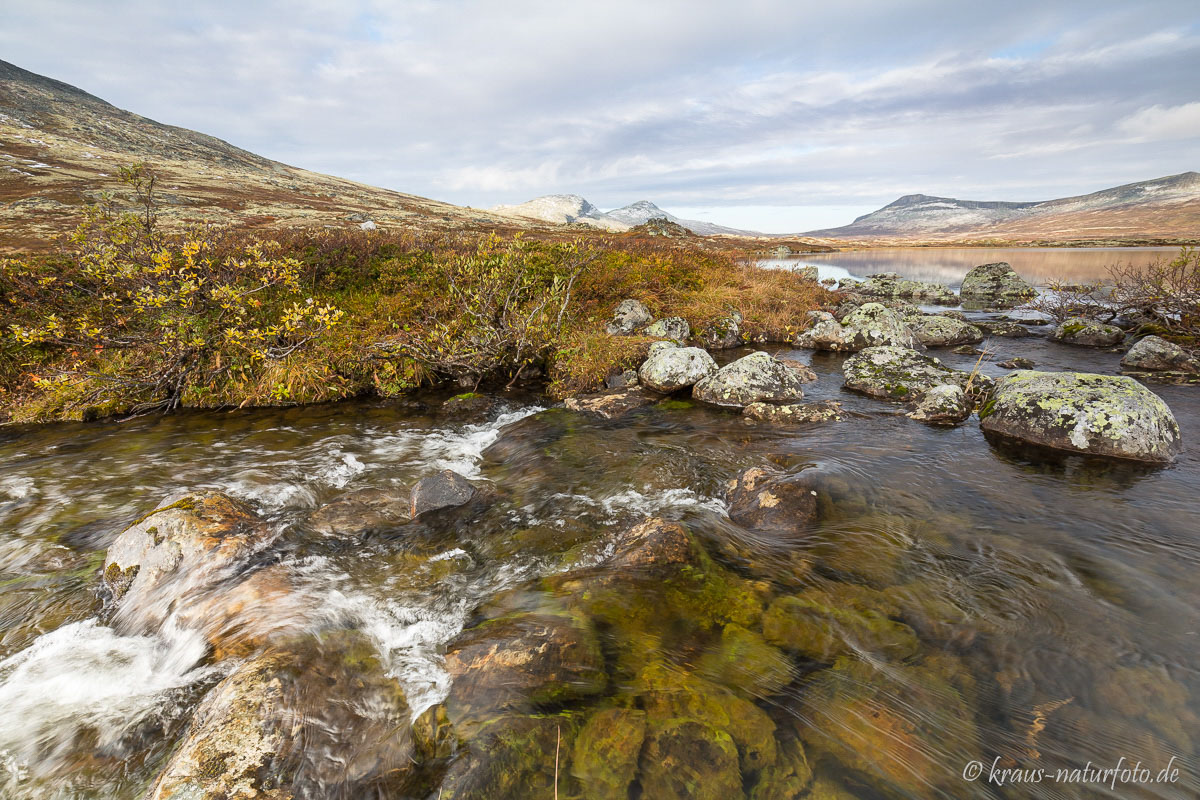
[766,246,1182,286]
[0,308,1197,798]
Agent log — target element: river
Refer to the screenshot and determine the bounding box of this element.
[0,293,1197,797]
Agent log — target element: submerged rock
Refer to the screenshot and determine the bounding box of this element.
[411,469,477,517]
[306,488,409,537]
[644,315,691,343]
[638,719,744,800]
[762,588,919,663]
[979,371,1181,462]
[146,632,416,800]
[743,400,844,423]
[997,357,1035,369]
[102,491,276,634]
[693,351,807,408]
[571,708,647,799]
[1051,317,1124,347]
[725,466,819,533]
[842,346,972,401]
[564,386,656,419]
[605,299,652,335]
[907,384,971,424]
[959,262,1037,305]
[853,272,957,304]
[441,392,499,422]
[907,315,984,347]
[794,303,920,352]
[698,312,746,350]
[1121,335,1200,373]
[638,345,718,392]
[609,517,699,570]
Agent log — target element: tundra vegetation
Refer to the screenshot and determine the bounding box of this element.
[0,165,829,422]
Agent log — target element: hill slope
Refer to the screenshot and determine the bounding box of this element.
[0,59,514,250]
[805,173,1200,243]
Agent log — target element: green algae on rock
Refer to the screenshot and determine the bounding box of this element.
[979,370,1181,462]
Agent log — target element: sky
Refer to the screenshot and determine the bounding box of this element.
[2,1,1199,232]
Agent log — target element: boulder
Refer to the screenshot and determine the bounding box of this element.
[644,316,691,343]
[410,469,476,517]
[952,345,982,355]
[906,315,984,347]
[571,709,647,800]
[794,303,920,352]
[565,386,657,419]
[979,371,1181,462]
[440,392,499,421]
[998,357,1035,369]
[959,262,1037,305]
[762,589,919,663]
[743,400,844,423]
[102,491,276,634]
[907,384,971,424]
[776,355,818,383]
[605,299,653,335]
[974,319,1032,337]
[693,352,807,408]
[609,517,698,570]
[1121,335,1200,373]
[725,466,819,533]
[854,272,957,304]
[1051,317,1124,347]
[698,312,746,350]
[842,346,972,401]
[605,368,639,389]
[638,720,744,800]
[146,633,416,800]
[638,346,718,392]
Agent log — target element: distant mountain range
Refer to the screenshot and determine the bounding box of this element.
[804,172,1200,242]
[491,195,760,236]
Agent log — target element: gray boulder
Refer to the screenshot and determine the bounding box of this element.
[794,303,920,352]
[959,262,1037,305]
[692,351,807,408]
[980,371,1181,462]
[638,345,718,392]
[1121,335,1200,373]
[843,346,972,401]
[855,272,957,304]
[974,320,1032,337]
[907,384,971,424]
[644,316,691,343]
[606,299,653,335]
[1052,317,1124,347]
[697,312,745,350]
[410,469,476,517]
[907,315,984,347]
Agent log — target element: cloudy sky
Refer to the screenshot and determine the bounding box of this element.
[3,1,1198,231]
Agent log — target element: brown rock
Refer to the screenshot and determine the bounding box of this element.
[725,467,819,533]
[564,386,657,419]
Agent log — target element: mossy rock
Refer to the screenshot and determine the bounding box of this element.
[697,622,795,699]
[762,588,919,663]
[638,719,745,800]
[747,733,813,800]
[810,519,914,587]
[842,346,970,402]
[570,708,647,800]
[437,712,583,800]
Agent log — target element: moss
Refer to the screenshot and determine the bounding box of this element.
[762,588,919,663]
[570,708,647,800]
[697,623,794,698]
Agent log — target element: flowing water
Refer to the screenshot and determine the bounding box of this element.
[1,309,1198,797]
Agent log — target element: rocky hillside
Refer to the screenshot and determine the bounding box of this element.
[806,172,1200,243]
[0,59,515,250]
[491,195,759,236]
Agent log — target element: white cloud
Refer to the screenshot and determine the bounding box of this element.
[1118,102,1200,141]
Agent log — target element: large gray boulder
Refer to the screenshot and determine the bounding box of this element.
[410,469,477,517]
[692,351,806,408]
[959,262,1037,305]
[854,272,957,304]
[643,316,691,343]
[979,371,1181,462]
[638,345,718,392]
[842,346,972,401]
[606,299,653,335]
[794,303,920,352]
[907,315,984,347]
[1121,335,1200,373]
[1051,317,1124,347]
[907,384,971,424]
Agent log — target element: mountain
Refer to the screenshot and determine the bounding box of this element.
[805,173,1200,243]
[491,195,761,236]
[0,59,516,250]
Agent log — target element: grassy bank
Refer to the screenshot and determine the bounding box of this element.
[1,176,830,423]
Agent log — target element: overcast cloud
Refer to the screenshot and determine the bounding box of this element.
[2,1,1198,231]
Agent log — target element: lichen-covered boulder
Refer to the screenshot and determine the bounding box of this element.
[907,384,971,424]
[146,633,416,800]
[725,466,819,533]
[1052,317,1124,347]
[605,299,652,335]
[698,312,746,350]
[906,315,984,347]
[638,345,718,392]
[842,346,971,401]
[959,262,1037,305]
[1121,335,1200,373]
[743,400,843,423]
[979,371,1181,462]
[693,352,807,408]
[974,319,1032,337]
[795,303,920,352]
[411,469,476,517]
[854,272,957,304]
[102,491,276,634]
[644,315,691,343]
